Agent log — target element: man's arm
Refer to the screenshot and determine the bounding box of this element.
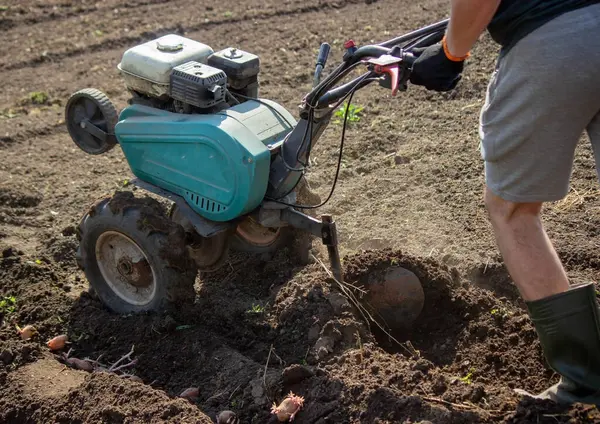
[446,0,502,58]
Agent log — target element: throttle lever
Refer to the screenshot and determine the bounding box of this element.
[366,54,404,96]
[313,43,331,87]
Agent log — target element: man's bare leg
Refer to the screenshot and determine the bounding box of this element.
[483,187,570,301]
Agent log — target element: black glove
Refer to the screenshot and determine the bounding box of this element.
[409,43,465,92]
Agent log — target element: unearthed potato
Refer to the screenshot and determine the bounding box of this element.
[271,392,305,422]
[18,325,37,340]
[179,387,200,401]
[47,334,68,351]
[66,357,93,372]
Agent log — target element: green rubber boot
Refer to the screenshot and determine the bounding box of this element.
[514,282,600,406]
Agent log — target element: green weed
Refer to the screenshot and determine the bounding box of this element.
[0,296,17,315]
[490,307,510,319]
[28,91,49,105]
[247,304,264,314]
[460,369,474,385]
[334,101,364,124]
[223,11,233,18]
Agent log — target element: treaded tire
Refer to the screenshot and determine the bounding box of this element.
[76,192,197,314]
[65,88,118,155]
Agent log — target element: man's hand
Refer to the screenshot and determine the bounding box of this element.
[409,42,465,92]
[409,0,502,92]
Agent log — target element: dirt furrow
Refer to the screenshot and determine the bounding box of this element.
[0,0,366,73]
[0,0,174,29]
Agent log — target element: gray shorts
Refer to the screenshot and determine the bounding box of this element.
[479,4,600,203]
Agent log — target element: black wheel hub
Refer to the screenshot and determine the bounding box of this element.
[65,88,118,155]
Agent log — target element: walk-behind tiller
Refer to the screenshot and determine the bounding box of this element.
[65,19,449,331]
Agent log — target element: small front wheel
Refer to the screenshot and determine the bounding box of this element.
[76,192,197,314]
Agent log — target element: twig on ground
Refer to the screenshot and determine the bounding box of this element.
[272,348,285,367]
[263,344,273,389]
[303,346,311,362]
[229,383,242,400]
[109,345,135,372]
[206,390,228,402]
[423,397,503,414]
[61,345,137,376]
[483,257,490,274]
[110,359,138,373]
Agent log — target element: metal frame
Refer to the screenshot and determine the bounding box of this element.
[129,178,233,237]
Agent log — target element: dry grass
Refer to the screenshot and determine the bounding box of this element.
[550,187,600,213]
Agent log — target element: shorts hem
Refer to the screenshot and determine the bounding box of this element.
[485,182,567,204]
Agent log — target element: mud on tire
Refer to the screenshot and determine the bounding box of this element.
[76,191,197,314]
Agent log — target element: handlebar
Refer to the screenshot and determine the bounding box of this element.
[378,18,448,48]
[305,19,449,110]
[314,49,419,108]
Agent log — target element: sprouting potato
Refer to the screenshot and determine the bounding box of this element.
[18,325,37,340]
[271,391,305,422]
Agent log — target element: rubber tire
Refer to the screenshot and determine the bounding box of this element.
[65,88,118,155]
[76,192,197,314]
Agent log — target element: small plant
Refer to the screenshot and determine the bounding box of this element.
[490,307,510,319]
[28,91,49,105]
[93,29,105,37]
[390,258,399,266]
[0,296,17,315]
[223,11,233,18]
[0,6,9,11]
[460,369,474,385]
[247,304,265,314]
[0,108,20,119]
[334,101,364,124]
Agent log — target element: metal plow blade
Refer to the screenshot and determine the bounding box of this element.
[362,267,424,332]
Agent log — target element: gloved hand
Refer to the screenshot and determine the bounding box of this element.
[409,39,466,92]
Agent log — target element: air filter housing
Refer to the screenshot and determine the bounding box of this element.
[170,61,227,109]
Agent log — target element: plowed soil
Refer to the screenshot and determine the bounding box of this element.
[2,1,600,423]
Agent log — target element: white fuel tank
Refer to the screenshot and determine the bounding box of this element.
[117,34,214,98]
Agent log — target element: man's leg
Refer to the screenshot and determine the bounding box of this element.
[483,191,569,301]
[477,4,600,406]
[484,185,600,405]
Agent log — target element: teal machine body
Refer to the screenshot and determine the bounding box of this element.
[114,99,295,222]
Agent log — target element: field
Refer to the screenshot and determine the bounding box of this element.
[2,0,600,423]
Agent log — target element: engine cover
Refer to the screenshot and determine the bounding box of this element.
[170,61,227,109]
[114,100,296,222]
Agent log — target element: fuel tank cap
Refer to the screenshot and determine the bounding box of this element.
[156,35,184,52]
[224,48,243,59]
